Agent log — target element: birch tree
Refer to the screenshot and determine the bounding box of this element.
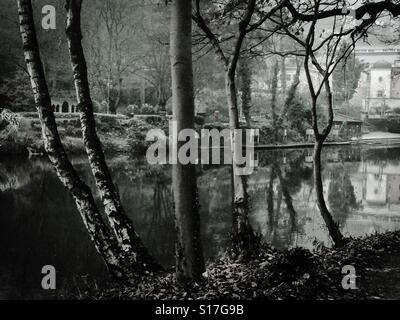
[17,0,130,281]
[17,0,161,282]
[238,53,252,127]
[65,0,162,273]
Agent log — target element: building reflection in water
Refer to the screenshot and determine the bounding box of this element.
[251,147,400,249]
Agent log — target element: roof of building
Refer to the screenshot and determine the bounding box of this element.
[372,60,392,69]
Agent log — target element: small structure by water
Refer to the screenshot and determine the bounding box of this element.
[305,113,362,142]
[331,113,363,140]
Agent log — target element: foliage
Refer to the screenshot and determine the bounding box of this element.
[332,44,363,106]
[284,97,312,138]
[0,69,34,112]
[195,88,229,121]
[127,103,159,115]
[126,118,163,157]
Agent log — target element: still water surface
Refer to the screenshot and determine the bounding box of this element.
[1,145,400,298]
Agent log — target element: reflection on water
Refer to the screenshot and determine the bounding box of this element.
[251,146,400,249]
[1,146,400,298]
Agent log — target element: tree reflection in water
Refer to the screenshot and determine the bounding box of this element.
[328,163,360,228]
[146,176,175,265]
[263,152,312,248]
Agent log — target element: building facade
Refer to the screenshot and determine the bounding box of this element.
[355,45,400,117]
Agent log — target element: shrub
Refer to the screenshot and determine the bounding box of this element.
[140,103,157,115]
[0,120,7,132]
[194,115,205,126]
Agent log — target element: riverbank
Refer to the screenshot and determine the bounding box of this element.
[0,113,167,157]
[76,231,400,300]
[4,112,400,158]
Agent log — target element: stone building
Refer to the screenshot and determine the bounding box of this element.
[355,45,400,117]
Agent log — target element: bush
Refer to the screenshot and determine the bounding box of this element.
[194,115,205,126]
[126,118,165,157]
[128,103,158,115]
[0,120,7,132]
[64,125,81,138]
[258,124,275,144]
[392,107,400,114]
[96,116,124,134]
[129,132,149,156]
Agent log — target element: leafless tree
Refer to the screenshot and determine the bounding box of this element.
[269,0,382,246]
[139,23,172,110]
[192,0,287,255]
[86,0,140,113]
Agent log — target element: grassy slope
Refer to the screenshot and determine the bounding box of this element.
[0,114,163,157]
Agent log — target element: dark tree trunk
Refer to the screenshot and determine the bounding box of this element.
[17,0,134,281]
[239,55,252,127]
[157,93,167,112]
[270,61,279,142]
[266,164,275,240]
[280,56,287,98]
[303,42,346,247]
[226,68,256,255]
[109,99,117,114]
[275,163,297,237]
[113,77,122,112]
[313,138,345,247]
[65,0,162,273]
[170,0,205,283]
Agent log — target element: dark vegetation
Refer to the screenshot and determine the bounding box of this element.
[0,114,162,157]
[77,231,400,300]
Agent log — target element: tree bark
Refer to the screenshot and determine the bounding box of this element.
[225,68,256,255]
[170,0,205,283]
[17,0,134,281]
[113,76,122,112]
[266,164,275,239]
[239,55,252,127]
[65,0,162,273]
[301,29,346,247]
[157,86,168,112]
[315,75,345,247]
[313,138,345,247]
[280,56,287,98]
[270,61,279,142]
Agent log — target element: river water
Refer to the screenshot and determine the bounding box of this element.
[1,145,400,299]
